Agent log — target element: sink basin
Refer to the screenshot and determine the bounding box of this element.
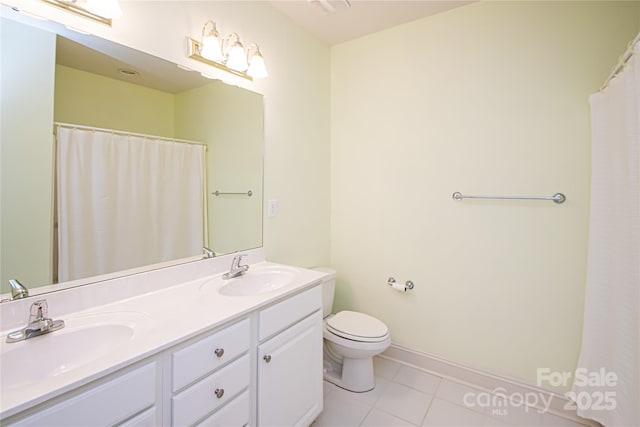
[0,312,144,391]
[215,265,299,297]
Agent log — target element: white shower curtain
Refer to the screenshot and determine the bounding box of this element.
[573,42,639,426]
[56,126,207,282]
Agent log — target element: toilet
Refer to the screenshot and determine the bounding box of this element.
[315,267,391,393]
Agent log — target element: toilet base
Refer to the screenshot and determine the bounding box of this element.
[323,348,375,393]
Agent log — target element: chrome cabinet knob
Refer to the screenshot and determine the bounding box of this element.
[214,388,224,399]
[214,348,224,358]
[263,354,272,363]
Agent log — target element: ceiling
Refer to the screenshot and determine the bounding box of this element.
[269,0,474,46]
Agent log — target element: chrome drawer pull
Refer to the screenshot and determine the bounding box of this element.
[214,348,224,358]
[214,388,225,399]
[263,354,272,363]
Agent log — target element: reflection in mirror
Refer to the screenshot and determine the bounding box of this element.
[0,11,264,296]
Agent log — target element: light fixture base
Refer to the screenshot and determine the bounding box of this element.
[41,0,112,26]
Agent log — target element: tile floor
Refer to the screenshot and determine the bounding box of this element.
[313,357,591,427]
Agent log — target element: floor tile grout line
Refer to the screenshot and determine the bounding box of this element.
[418,392,437,427]
[371,380,435,426]
[393,365,444,397]
[366,405,420,427]
[357,399,375,427]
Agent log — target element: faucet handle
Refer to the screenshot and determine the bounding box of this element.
[232,253,248,267]
[28,300,48,323]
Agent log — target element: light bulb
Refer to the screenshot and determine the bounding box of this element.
[201,33,223,61]
[226,42,248,71]
[247,51,268,79]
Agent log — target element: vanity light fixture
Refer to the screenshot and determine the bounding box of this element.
[187,21,268,81]
[40,0,122,26]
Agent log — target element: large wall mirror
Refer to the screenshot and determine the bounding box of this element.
[0,8,264,297]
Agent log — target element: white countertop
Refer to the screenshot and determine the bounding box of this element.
[0,258,326,419]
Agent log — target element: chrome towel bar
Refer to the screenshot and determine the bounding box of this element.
[452,192,566,204]
[212,190,253,197]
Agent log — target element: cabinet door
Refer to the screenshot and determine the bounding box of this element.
[257,310,323,427]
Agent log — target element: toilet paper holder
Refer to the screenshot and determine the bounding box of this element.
[387,277,414,291]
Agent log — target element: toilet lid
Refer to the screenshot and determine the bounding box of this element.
[327,311,388,341]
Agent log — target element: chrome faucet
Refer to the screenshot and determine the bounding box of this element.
[6,299,65,343]
[8,279,28,300]
[223,254,250,279]
[203,247,215,259]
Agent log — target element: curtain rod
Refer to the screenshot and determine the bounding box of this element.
[54,122,207,147]
[600,31,640,91]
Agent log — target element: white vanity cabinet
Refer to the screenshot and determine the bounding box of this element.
[257,287,323,427]
[1,280,325,427]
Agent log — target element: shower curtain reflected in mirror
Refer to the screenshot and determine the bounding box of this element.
[573,40,639,426]
[55,125,207,282]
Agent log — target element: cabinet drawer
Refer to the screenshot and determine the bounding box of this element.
[259,285,321,340]
[173,317,250,391]
[196,390,250,427]
[8,361,157,427]
[172,354,250,426]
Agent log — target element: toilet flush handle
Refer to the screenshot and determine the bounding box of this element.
[263,354,272,363]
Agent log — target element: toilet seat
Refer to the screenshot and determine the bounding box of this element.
[326,311,389,343]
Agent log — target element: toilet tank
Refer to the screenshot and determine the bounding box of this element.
[313,267,336,318]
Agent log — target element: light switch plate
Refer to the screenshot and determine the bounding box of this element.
[267,199,277,217]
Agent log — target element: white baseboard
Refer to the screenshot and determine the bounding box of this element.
[381,344,601,426]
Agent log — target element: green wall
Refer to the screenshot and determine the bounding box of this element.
[1,19,56,292]
[330,0,640,388]
[54,65,175,137]
[174,82,263,255]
